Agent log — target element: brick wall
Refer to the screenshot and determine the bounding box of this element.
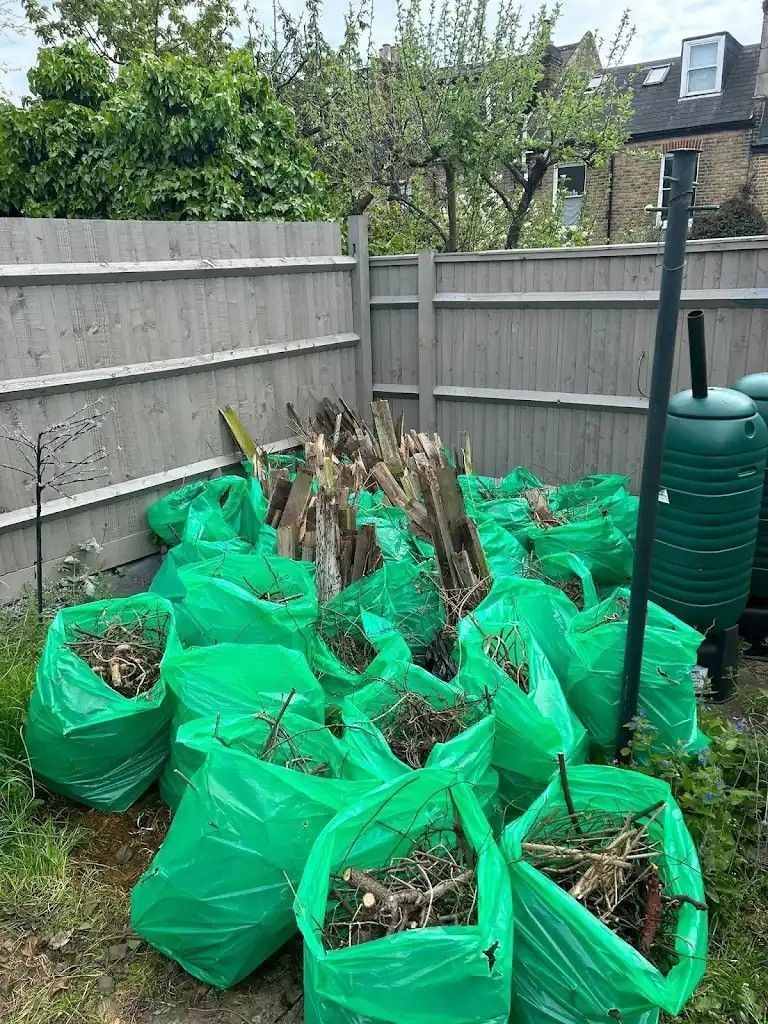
[579,129,755,242]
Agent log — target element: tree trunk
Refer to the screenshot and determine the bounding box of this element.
[444,163,458,253]
[506,159,547,249]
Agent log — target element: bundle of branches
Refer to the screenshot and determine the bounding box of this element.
[318,618,378,675]
[523,488,566,530]
[323,827,478,949]
[67,612,167,698]
[377,688,483,769]
[482,626,530,693]
[522,802,696,972]
[250,690,329,776]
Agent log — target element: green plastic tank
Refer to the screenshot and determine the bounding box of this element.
[731,373,768,600]
[649,313,768,632]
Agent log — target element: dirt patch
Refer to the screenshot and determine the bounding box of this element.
[79,798,171,891]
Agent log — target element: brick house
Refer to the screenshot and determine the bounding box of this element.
[553,4,768,241]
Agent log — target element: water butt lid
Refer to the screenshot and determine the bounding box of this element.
[668,386,758,420]
[732,373,768,401]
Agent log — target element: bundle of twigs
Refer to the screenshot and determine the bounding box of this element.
[522,801,702,972]
[482,627,530,693]
[249,691,329,776]
[323,829,478,949]
[319,621,378,674]
[68,614,167,697]
[522,557,586,610]
[376,689,481,769]
[523,487,565,529]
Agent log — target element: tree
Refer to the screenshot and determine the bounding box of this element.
[22,0,239,64]
[690,184,768,241]
[0,43,328,221]
[277,0,634,251]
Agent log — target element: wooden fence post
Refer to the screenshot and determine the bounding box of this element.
[418,249,437,433]
[347,216,373,413]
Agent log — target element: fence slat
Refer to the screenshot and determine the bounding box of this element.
[418,250,437,433]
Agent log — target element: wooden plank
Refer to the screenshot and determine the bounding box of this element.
[265,477,293,527]
[435,289,768,310]
[279,468,313,528]
[417,250,437,433]
[370,399,405,477]
[433,386,649,413]
[219,405,259,463]
[372,382,420,397]
[0,255,356,288]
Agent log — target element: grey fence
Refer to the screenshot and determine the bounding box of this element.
[369,236,768,483]
[0,217,371,596]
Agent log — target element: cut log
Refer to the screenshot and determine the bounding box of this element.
[371,400,405,478]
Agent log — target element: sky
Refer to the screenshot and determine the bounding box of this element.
[0,0,765,97]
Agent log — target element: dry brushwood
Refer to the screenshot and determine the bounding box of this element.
[67,614,167,698]
[323,830,478,949]
[319,621,378,674]
[377,690,482,769]
[522,802,698,972]
[523,558,585,610]
[249,691,329,776]
[523,488,564,529]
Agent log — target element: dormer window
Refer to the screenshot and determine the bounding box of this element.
[680,35,725,97]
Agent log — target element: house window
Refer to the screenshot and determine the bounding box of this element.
[587,75,604,91]
[554,164,586,226]
[656,152,699,224]
[680,35,725,97]
[643,65,670,86]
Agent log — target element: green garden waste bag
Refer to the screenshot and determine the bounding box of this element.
[454,622,587,814]
[502,764,707,1024]
[356,495,431,564]
[313,611,412,701]
[459,467,542,511]
[531,516,633,584]
[472,512,528,580]
[294,771,513,1024]
[170,553,317,654]
[471,498,539,541]
[160,642,325,809]
[566,589,708,759]
[146,475,267,547]
[131,714,375,988]
[525,551,599,610]
[341,663,498,813]
[149,531,276,601]
[319,560,444,661]
[25,594,179,811]
[461,575,578,686]
[548,473,630,511]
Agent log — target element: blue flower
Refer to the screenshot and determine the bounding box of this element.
[733,717,747,734]
[697,750,709,766]
[715,778,725,790]
[703,791,714,804]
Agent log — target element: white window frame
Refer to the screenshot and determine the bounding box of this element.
[656,152,699,225]
[587,74,604,91]
[553,163,586,226]
[643,65,670,86]
[680,35,725,98]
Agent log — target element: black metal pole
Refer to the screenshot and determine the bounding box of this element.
[616,148,699,760]
[687,309,708,399]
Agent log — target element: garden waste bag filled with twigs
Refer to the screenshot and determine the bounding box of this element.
[454,615,587,814]
[169,552,317,653]
[131,712,376,988]
[340,662,498,814]
[26,594,179,811]
[312,610,413,701]
[159,642,326,810]
[295,770,513,1024]
[502,764,707,1024]
[146,474,267,547]
[565,589,708,760]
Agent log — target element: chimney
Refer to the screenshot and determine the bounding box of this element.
[755,0,768,98]
[379,44,394,61]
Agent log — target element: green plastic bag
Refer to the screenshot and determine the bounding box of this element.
[132,714,375,988]
[341,664,498,812]
[356,499,429,564]
[295,771,513,1024]
[548,473,629,512]
[320,560,444,661]
[502,764,707,1024]
[25,594,179,812]
[454,619,587,814]
[146,479,209,545]
[160,642,325,809]
[531,516,633,585]
[566,589,708,759]
[146,475,267,547]
[313,611,412,701]
[523,551,599,611]
[149,532,277,601]
[472,512,528,580]
[170,553,317,654]
[459,467,542,511]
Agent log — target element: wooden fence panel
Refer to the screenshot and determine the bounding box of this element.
[0,218,358,596]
